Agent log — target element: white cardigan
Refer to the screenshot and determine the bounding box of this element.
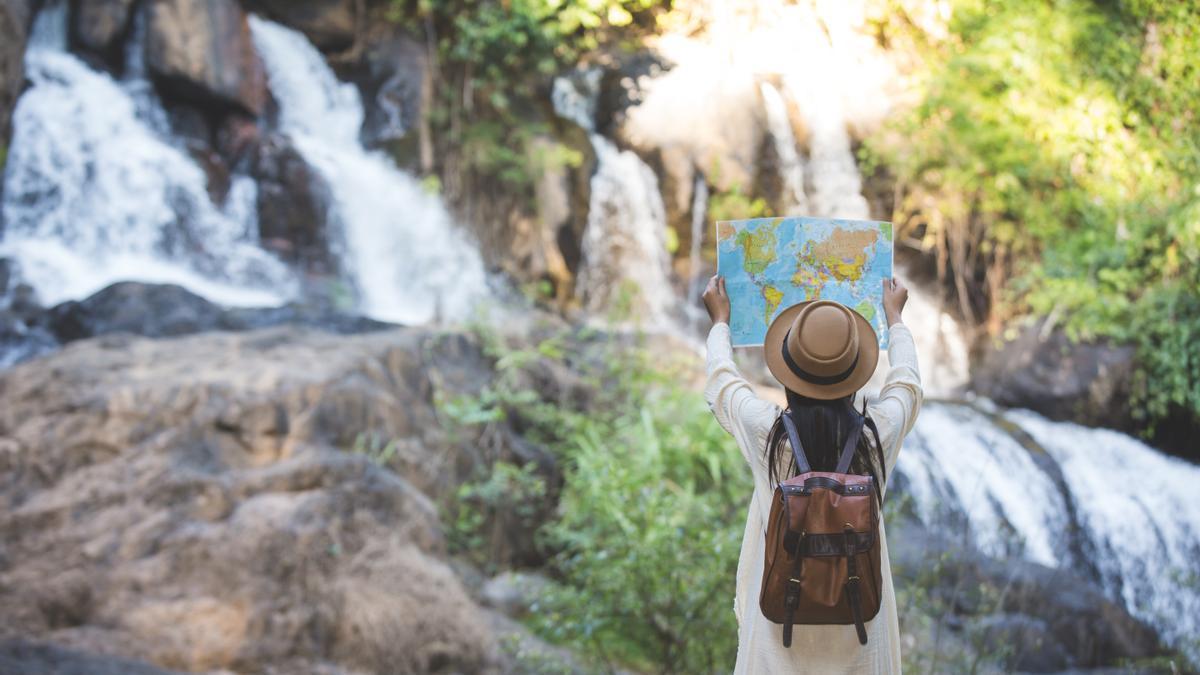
[704,322,923,674]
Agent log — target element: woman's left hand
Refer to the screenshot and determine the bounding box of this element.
[702,275,731,325]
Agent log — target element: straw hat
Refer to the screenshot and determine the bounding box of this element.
[764,300,879,400]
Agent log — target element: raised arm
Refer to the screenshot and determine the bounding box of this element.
[871,278,923,472]
[701,276,779,482]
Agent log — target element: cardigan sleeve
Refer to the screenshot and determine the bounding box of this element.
[704,322,780,484]
[868,322,924,474]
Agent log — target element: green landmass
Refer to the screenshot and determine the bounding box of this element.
[763,284,785,324]
[735,223,779,275]
[880,222,892,241]
[856,300,876,323]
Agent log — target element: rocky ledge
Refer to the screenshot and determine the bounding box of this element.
[0,317,581,674]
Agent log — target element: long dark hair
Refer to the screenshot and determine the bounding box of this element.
[766,389,886,504]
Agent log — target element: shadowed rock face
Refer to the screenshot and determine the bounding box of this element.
[0,0,34,142]
[145,0,266,115]
[69,0,137,63]
[0,325,525,673]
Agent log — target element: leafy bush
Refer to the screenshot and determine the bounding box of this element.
[865,0,1200,430]
[447,320,747,672]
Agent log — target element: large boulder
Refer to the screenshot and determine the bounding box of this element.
[144,0,266,115]
[242,0,358,53]
[68,0,137,63]
[889,518,1164,672]
[0,324,553,672]
[971,324,1137,432]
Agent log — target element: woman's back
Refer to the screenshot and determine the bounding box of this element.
[702,276,922,674]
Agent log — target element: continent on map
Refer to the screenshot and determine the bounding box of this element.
[763,284,784,324]
[855,300,876,322]
[794,227,880,285]
[735,221,779,275]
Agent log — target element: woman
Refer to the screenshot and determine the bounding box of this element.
[701,275,922,674]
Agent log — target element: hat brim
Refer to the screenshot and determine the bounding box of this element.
[763,301,880,400]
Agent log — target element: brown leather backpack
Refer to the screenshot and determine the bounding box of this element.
[759,411,883,647]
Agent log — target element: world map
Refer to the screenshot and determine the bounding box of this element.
[716,217,893,348]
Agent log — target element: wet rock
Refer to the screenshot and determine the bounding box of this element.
[68,0,137,63]
[1,0,35,141]
[355,29,425,150]
[242,0,358,53]
[145,0,266,115]
[0,639,180,675]
[38,281,391,345]
[42,281,226,341]
[973,613,1072,672]
[250,132,338,275]
[889,518,1164,671]
[971,324,1137,433]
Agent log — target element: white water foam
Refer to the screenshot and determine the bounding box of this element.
[897,402,1200,662]
[249,17,488,324]
[758,81,809,216]
[0,3,294,308]
[1008,410,1200,655]
[898,403,1067,566]
[552,76,675,324]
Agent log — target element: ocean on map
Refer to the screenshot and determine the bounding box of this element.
[716,217,894,348]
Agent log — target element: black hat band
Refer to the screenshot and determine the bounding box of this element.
[781,328,859,385]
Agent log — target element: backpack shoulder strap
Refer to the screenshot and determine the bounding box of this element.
[780,411,812,475]
[834,414,866,475]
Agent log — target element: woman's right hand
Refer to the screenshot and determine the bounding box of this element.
[702,275,731,325]
[882,277,908,326]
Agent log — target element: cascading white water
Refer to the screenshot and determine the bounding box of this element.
[897,402,1200,660]
[686,174,710,307]
[1010,410,1200,654]
[758,81,809,216]
[249,17,488,325]
[552,76,675,323]
[0,2,294,308]
[783,65,871,221]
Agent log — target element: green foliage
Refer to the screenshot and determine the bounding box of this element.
[450,320,746,672]
[865,0,1200,430]
[390,0,667,197]
[350,432,401,466]
[708,183,772,223]
[449,460,549,572]
[532,349,745,673]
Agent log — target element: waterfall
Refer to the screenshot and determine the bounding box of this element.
[686,175,709,310]
[758,81,809,215]
[0,2,294,308]
[898,402,1200,659]
[552,76,675,324]
[249,17,488,325]
[777,28,870,220]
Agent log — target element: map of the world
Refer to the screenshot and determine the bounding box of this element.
[716,216,893,348]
